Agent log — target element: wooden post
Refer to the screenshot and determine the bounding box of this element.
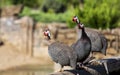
[0,8,1,39]
[26,20,29,55]
[29,25,34,57]
[27,17,34,57]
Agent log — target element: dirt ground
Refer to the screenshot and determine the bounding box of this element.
[0,42,53,71]
[0,41,119,71]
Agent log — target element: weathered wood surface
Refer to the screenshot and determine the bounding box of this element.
[49,57,120,75]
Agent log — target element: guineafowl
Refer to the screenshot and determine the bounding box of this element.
[72,17,92,67]
[72,16,109,74]
[72,16,108,57]
[44,28,77,71]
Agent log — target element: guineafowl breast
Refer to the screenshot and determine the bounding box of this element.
[48,42,77,68]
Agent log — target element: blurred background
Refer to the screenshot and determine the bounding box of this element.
[0,0,120,75]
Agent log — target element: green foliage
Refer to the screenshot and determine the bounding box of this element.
[0,0,43,8]
[12,0,43,8]
[41,0,80,13]
[20,6,71,23]
[0,0,13,7]
[66,9,77,28]
[1,0,120,29]
[41,0,67,13]
[75,0,120,29]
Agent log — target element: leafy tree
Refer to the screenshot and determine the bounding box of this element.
[0,0,13,7]
[12,0,42,8]
[41,0,66,13]
[41,0,80,13]
[0,0,43,8]
[73,0,120,29]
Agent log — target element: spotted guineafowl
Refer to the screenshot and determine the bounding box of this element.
[72,17,92,67]
[72,16,109,74]
[72,16,108,57]
[44,28,77,71]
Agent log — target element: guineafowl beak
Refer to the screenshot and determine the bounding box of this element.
[44,29,51,40]
[72,16,79,24]
[47,31,51,40]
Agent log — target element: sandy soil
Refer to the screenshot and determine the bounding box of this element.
[0,42,53,71]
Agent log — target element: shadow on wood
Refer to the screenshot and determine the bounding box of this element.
[49,57,120,75]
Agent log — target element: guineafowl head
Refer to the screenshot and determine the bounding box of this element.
[44,28,51,40]
[72,16,80,24]
[72,16,84,29]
